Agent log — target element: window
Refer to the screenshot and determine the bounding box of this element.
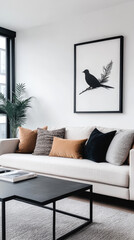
[0,27,16,138]
[0,37,6,97]
[0,48,6,75]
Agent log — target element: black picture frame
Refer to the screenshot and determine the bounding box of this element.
[74,36,124,113]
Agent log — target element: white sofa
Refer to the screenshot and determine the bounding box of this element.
[0,126,133,201]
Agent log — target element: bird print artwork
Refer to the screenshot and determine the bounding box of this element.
[79,61,114,95]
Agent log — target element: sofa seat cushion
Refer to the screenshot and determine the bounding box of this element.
[0,154,129,188]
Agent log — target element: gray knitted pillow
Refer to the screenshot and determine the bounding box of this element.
[106,130,134,165]
[33,128,65,155]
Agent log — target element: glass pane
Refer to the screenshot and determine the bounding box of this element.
[1,50,6,74]
[0,36,7,138]
[0,115,6,138]
[0,36,6,97]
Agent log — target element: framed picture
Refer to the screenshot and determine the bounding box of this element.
[74,36,123,113]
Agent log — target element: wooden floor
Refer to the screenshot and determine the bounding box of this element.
[72,192,134,213]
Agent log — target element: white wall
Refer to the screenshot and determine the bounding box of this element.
[16,1,134,130]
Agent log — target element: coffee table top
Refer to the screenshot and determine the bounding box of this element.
[0,175,91,204]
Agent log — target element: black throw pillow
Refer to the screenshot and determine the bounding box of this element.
[84,128,116,162]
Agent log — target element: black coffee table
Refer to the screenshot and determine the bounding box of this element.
[0,175,93,240]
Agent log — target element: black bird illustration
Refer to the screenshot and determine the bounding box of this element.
[79,63,114,95]
[83,69,114,89]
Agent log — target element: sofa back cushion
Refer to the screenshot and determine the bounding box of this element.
[65,126,95,140]
[96,126,119,133]
[33,128,65,155]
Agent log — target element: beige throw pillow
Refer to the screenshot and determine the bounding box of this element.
[49,137,87,159]
[106,130,134,165]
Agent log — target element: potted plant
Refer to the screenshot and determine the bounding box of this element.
[0,83,32,138]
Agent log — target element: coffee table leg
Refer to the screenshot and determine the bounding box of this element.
[53,201,56,240]
[2,200,6,240]
[90,185,93,223]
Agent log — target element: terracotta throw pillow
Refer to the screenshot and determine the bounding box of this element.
[49,137,87,159]
[17,126,47,153]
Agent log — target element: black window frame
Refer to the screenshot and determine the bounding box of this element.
[0,27,16,138]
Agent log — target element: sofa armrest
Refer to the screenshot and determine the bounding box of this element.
[129,149,134,200]
[0,138,19,155]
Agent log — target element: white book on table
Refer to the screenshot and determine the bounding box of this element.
[0,170,37,183]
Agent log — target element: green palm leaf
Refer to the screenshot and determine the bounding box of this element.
[0,83,32,137]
